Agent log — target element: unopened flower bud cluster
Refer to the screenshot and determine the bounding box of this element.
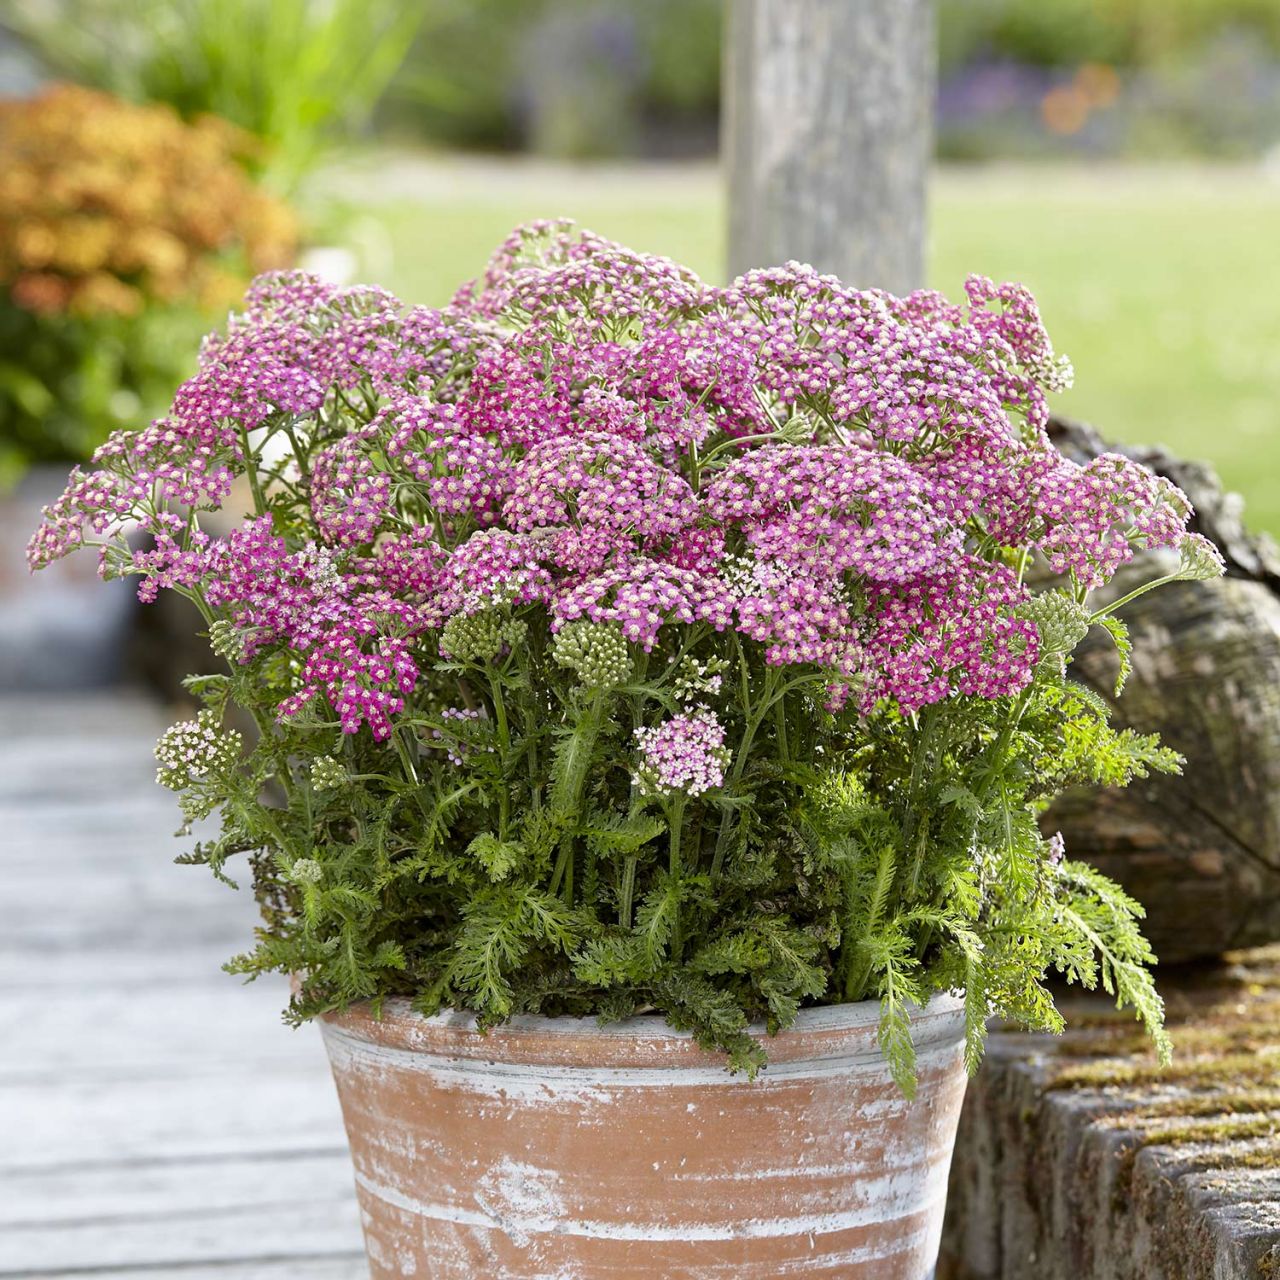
[440,610,528,664]
[551,622,631,689]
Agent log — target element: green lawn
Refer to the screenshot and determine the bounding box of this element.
[337,156,1280,535]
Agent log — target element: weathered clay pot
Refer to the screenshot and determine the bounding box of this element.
[321,993,967,1279]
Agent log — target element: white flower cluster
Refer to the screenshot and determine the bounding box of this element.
[1026,349,1075,394]
[299,541,347,595]
[155,710,242,792]
[670,655,727,703]
[289,857,324,885]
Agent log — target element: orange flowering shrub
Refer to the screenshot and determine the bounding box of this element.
[0,83,297,317]
[0,84,298,480]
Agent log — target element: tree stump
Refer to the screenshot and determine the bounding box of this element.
[1045,419,1280,962]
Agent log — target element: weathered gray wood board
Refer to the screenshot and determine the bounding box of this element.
[724,0,934,292]
[1045,419,1280,961]
[0,692,366,1278]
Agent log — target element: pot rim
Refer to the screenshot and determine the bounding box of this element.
[321,990,966,1072]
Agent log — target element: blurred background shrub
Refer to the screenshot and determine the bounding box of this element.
[935,0,1280,160]
[0,83,297,484]
[380,0,721,158]
[371,0,1280,162]
[7,0,425,188]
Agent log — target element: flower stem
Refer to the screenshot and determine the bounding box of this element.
[487,673,512,838]
[667,794,687,961]
[1092,572,1181,620]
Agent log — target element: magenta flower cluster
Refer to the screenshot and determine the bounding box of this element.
[29,221,1205,742]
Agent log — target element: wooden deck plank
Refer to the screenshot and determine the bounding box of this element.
[1,1071,348,1169]
[0,691,367,1275]
[0,986,320,1082]
[0,1202,365,1274]
[0,1151,355,1224]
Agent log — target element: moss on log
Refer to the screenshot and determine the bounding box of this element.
[940,946,1280,1280]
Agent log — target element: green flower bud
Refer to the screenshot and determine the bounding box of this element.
[208,620,245,663]
[1174,533,1226,583]
[440,610,527,664]
[551,621,631,690]
[310,755,347,791]
[1019,591,1091,657]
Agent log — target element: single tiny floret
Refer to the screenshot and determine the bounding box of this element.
[633,708,730,798]
[1046,832,1066,868]
[310,756,347,792]
[551,621,632,690]
[155,710,242,790]
[439,610,527,664]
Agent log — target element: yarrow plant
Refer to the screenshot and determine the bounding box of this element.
[30,221,1224,1091]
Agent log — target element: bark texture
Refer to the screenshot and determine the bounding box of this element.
[723,0,934,293]
[1045,418,1280,962]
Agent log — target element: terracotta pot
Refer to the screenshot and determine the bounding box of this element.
[321,993,968,1279]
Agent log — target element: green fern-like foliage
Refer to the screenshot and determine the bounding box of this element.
[161,588,1186,1093]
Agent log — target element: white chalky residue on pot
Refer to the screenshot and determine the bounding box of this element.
[322,1019,960,1097]
[475,1157,567,1248]
[352,1165,951,1241]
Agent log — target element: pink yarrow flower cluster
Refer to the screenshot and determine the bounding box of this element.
[27,222,1208,738]
[634,709,730,798]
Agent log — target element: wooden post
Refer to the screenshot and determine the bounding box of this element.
[724,0,935,293]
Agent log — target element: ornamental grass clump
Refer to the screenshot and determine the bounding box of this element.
[29,222,1224,1092]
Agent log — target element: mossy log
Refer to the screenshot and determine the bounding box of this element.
[1045,418,1280,963]
[939,947,1280,1280]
